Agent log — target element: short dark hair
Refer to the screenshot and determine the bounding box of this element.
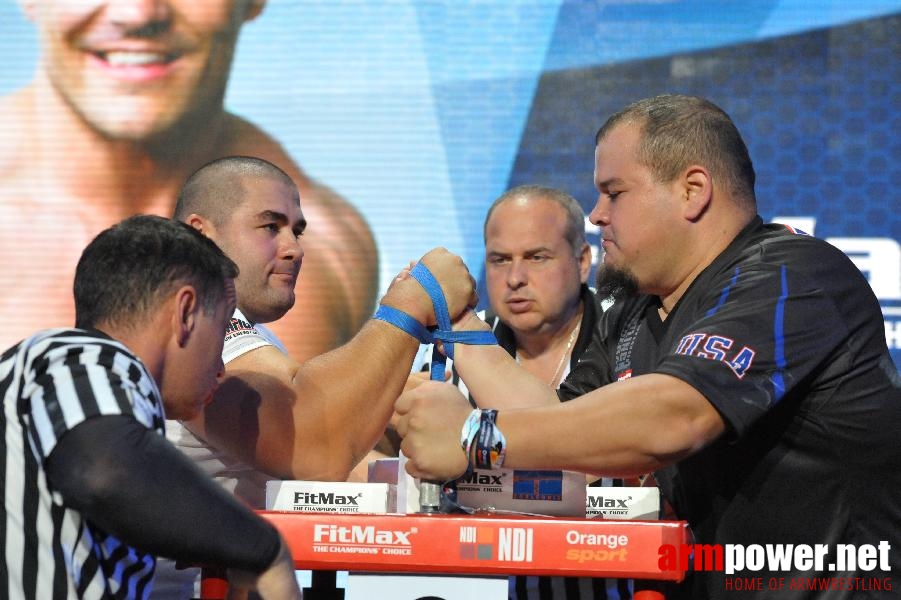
[74,215,239,329]
[484,185,587,256]
[596,94,757,209]
[173,155,299,225]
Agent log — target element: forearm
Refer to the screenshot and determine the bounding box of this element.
[289,319,419,478]
[196,320,418,483]
[450,313,560,409]
[495,374,725,477]
[202,249,475,482]
[283,265,471,478]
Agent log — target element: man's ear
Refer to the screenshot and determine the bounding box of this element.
[185,214,209,235]
[577,242,592,284]
[244,0,266,22]
[172,286,199,347]
[682,166,713,222]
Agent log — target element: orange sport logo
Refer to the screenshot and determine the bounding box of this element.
[565,531,630,564]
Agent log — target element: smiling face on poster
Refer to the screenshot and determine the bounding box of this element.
[0,0,377,362]
[19,0,259,140]
[0,1,897,368]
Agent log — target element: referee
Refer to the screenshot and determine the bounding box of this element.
[1,215,300,599]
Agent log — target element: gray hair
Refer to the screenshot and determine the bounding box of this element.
[484,185,586,255]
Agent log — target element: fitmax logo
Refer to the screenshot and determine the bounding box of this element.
[294,492,362,505]
[587,496,631,509]
[459,470,504,486]
[226,317,254,335]
[313,524,415,545]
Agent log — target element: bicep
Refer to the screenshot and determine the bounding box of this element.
[584,374,725,459]
[186,346,301,477]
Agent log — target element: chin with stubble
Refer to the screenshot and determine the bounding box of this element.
[595,263,640,301]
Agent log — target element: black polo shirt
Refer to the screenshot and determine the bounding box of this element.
[561,217,901,599]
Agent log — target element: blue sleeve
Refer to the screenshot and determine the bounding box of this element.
[45,415,281,573]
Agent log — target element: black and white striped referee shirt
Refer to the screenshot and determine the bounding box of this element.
[1,328,165,600]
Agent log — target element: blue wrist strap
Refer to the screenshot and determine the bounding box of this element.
[401,261,497,513]
[373,304,433,344]
[408,262,497,380]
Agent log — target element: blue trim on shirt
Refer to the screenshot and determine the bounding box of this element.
[706,267,741,317]
[771,265,788,401]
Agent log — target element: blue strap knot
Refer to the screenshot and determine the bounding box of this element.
[373,262,497,382]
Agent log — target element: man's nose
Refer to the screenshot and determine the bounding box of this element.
[507,259,527,288]
[105,0,172,32]
[281,232,304,262]
[588,195,610,226]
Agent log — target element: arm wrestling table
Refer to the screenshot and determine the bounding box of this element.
[200,511,690,599]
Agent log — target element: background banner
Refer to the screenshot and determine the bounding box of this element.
[1,1,898,368]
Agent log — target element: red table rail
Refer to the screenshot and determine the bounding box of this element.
[261,511,689,580]
[202,511,690,598]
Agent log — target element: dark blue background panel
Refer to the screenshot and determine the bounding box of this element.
[509,14,901,368]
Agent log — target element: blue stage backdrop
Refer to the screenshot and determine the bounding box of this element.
[0,1,898,368]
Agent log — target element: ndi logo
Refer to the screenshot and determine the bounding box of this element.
[498,527,534,562]
[458,525,534,562]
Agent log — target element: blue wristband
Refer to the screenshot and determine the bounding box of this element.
[373,304,432,344]
[409,262,497,380]
[433,329,498,350]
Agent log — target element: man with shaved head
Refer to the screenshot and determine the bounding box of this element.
[175,157,306,326]
[176,158,299,233]
[157,155,478,597]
